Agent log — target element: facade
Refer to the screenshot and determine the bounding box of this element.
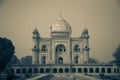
[32,15,90,65]
[4,15,120,75]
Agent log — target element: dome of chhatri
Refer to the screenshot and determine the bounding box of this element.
[51,15,71,33]
[83,28,88,34]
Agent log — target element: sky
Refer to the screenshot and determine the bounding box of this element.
[0,0,120,62]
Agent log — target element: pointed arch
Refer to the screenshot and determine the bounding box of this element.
[74,56,79,64]
[55,44,66,53]
[74,44,80,52]
[41,45,47,52]
[58,57,63,64]
[41,56,46,64]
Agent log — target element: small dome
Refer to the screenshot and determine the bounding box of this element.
[51,15,71,33]
[33,28,39,34]
[83,28,88,34]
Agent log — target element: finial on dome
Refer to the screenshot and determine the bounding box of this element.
[58,13,64,20]
[33,26,39,34]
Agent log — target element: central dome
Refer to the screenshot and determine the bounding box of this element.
[51,15,71,33]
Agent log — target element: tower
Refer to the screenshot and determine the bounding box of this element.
[32,28,40,64]
[82,28,90,63]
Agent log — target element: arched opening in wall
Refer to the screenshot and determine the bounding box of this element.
[58,57,63,64]
[40,68,44,73]
[53,68,57,73]
[34,68,38,73]
[41,45,47,52]
[101,68,105,73]
[84,68,88,73]
[55,44,66,64]
[55,44,66,53]
[59,68,63,73]
[10,69,14,74]
[74,56,79,64]
[89,68,93,73]
[117,68,119,73]
[28,68,32,74]
[16,69,21,74]
[74,44,80,52]
[85,45,88,48]
[95,68,99,73]
[65,68,69,73]
[78,68,82,73]
[5,69,8,74]
[41,56,46,64]
[114,68,116,73]
[46,68,50,73]
[22,68,26,74]
[72,68,76,73]
[107,68,111,73]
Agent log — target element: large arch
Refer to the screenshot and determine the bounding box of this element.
[55,44,66,53]
[55,44,66,64]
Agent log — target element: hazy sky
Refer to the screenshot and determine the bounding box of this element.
[0,0,120,62]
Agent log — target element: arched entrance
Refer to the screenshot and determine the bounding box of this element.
[89,68,93,73]
[40,68,44,73]
[53,68,57,73]
[28,68,32,74]
[41,56,46,64]
[55,44,66,64]
[65,68,69,73]
[59,68,63,73]
[101,68,105,73]
[58,57,63,64]
[72,68,76,73]
[78,68,82,73]
[46,68,50,73]
[22,68,26,74]
[16,69,21,74]
[34,68,38,73]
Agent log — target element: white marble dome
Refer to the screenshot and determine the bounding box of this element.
[51,15,71,33]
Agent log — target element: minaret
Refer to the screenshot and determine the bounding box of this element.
[32,28,40,64]
[82,28,90,63]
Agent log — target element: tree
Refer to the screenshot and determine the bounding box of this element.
[10,55,20,65]
[112,45,120,67]
[0,37,15,73]
[88,57,99,64]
